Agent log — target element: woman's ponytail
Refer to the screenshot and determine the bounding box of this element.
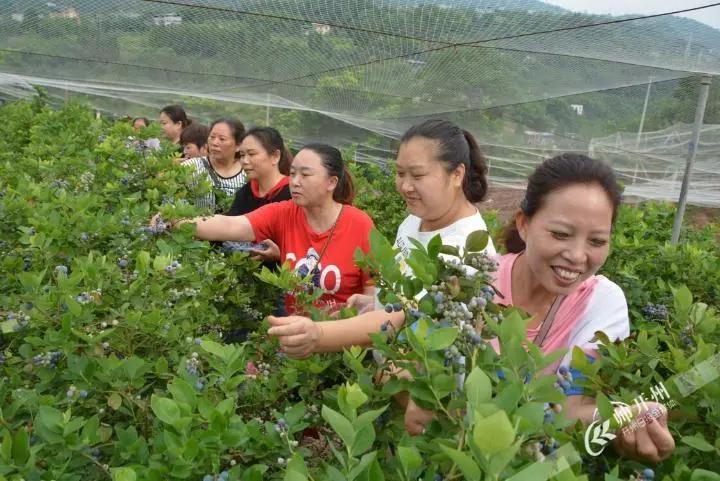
[461,129,488,203]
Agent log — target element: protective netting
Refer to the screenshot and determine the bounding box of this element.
[1,1,720,204]
[591,123,720,207]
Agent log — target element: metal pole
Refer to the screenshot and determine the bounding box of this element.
[635,76,653,148]
[671,75,711,244]
[265,93,270,126]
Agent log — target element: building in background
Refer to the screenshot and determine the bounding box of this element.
[152,13,182,27]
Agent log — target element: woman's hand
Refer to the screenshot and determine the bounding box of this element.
[346,294,375,314]
[404,397,435,436]
[250,239,281,262]
[267,315,322,359]
[613,402,675,463]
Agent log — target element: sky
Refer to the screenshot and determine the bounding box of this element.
[543,0,720,29]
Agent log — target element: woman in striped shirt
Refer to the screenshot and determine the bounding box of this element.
[182,118,247,212]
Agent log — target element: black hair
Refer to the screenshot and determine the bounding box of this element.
[300,143,354,204]
[160,105,191,128]
[132,117,150,127]
[243,126,293,175]
[180,123,209,149]
[210,118,245,143]
[400,119,488,203]
[504,153,623,253]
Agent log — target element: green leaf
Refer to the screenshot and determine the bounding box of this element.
[493,381,524,413]
[12,429,29,465]
[673,284,693,317]
[168,378,197,409]
[284,472,308,481]
[243,465,269,481]
[472,410,516,455]
[82,415,100,445]
[150,395,180,426]
[690,469,720,481]
[438,445,481,481]
[108,393,122,411]
[682,435,717,452]
[426,234,443,259]
[359,459,385,481]
[465,230,489,252]
[37,405,63,433]
[111,467,137,481]
[465,367,492,409]
[345,383,369,410]
[1,429,11,462]
[397,446,423,475]
[425,327,459,351]
[201,339,231,361]
[439,245,460,257]
[352,423,375,456]
[515,403,545,434]
[348,451,377,481]
[433,373,456,398]
[321,405,355,448]
[355,406,388,428]
[596,393,614,422]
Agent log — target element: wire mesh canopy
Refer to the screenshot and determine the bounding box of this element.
[591,123,720,207]
[1,0,720,205]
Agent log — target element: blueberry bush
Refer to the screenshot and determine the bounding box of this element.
[0,97,718,481]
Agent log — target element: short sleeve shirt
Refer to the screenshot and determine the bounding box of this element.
[245,201,374,312]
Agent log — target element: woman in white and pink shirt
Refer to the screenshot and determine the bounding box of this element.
[405,153,676,464]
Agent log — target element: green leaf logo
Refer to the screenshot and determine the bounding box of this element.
[584,419,617,456]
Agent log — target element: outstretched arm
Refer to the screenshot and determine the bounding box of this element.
[267,309,406,358]
[180,214,256,242]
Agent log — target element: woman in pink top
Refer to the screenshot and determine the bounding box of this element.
[405,153,675,463]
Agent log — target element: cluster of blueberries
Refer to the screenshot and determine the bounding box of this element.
[642,303,669,322]
[201,471,230,481]
[32,350,62,368]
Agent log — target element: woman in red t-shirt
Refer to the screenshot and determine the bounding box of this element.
[174,143,375,312]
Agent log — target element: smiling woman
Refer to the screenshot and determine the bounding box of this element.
[403,153,676,464]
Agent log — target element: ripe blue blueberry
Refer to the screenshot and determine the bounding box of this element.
[195,381,204,391]
[384,304,393,313]
[203,476,213,481]
[642,468,655,480]
[118,259,128,268]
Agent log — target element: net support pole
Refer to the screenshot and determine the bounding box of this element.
[265,93,270,126]
[635,76,653,148]
[671,75,711,245]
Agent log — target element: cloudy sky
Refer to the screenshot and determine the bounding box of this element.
[543,0,720,29]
